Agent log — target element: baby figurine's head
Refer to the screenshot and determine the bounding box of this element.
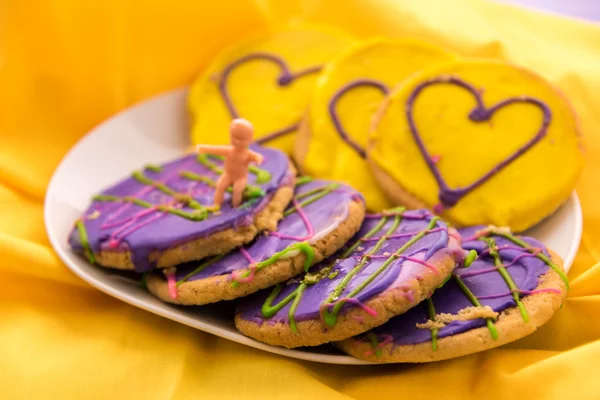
[229,118,254,148]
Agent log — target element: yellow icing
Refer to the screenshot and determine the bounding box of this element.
[295,38,455,211]
[188,23,355,153]
[369,60,584,231]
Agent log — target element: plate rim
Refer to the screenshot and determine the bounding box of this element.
[43,87,583,365]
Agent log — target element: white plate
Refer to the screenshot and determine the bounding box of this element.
[44,88,582,365]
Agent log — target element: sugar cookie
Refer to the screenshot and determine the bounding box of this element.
[368,60,584,231]
[337,226,568,363]
[68,146,295,272]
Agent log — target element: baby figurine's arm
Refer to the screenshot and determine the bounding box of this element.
[195,144,230,156]
[248,150,264,165]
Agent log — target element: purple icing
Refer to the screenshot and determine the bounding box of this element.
[218,52,322,144]
[68,145,290,272]
[162,179,363,282]
[328,79,390,158]
[237,210,452,324]
[365,227,552,347]
[405,76,552,208]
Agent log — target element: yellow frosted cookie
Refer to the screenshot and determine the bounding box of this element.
[188,24,355,153]
[294,38,455,211]
[368,60,584,231]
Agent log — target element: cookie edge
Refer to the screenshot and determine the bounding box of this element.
[336,249,567,363]
[234,246,458,348]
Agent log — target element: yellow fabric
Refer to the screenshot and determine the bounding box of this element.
[297,38,455,211]
[370,60,584,231]
[2,0,600,398]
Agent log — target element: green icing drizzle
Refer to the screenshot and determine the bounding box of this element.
[283,183,339,217]
[139,273,148,289]
[180,170,265,200]
[494,231,569,290]
[179,170,214,186]
[366,332,382,357]
[144,164,163,173]
[239,197,260,209]
[295,184,336,200]
[132,171,204,209]
[464,249,477,268]
[323,216,400,315]
[288,284,306,333]
[197,154,224,174]
[437,273,451,289]
[262,284,300,317]
[198,154,272,183]
[92,194,208,221]
[250,165,271,184]
[76,220,95,264]
[230,242,315,289]
[295,176,313,186]
[426,298,438,351]
[484,237,529,323]
[177,255,225,286]
[453,274,499,340]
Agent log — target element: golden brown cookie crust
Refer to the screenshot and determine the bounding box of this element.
[93,164,297,270]
[234,251,457,348]
[146,199,366,305]
[336,250,567,363]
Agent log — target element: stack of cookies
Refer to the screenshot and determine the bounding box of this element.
[69,22,581,363]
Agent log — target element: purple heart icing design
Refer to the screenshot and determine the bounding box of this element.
[405,76,552,210]
[328,79,390,158]
[218,52,322,144]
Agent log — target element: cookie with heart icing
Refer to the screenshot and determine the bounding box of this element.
[235,209,462,348]
[188,23,355,154]
[336,226,568,363]
[294,38,455,211]
[146,178,365,305]
[68,146,295,272]
[368,60,584,231]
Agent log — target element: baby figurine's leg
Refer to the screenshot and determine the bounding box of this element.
[232,177,247,208]
[214,174,232,207]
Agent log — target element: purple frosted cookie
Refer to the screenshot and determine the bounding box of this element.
[337,226,569,363]
[68,145,295,272]
[235,209,462,348]
[146,177,366,305]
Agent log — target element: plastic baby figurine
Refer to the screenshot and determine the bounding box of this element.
[196,118,264,208]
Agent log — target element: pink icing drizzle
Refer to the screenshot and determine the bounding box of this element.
[319,297,378,328]
[240,247,256,264]
[401,256,439,275]
[461,252,542,278]
[477,287,561,300]
[268,198,315,241]
[166,270,178,299]
[101,158,200,246]
[231,264,257,283]
[360,227,445,242]
[364,334,394,357]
